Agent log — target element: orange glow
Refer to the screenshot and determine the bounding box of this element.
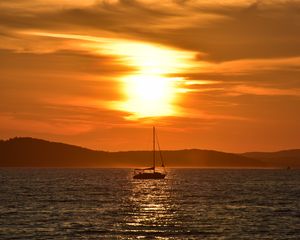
[23,31,197,118]
[1,0,299,153]
[109,42,196,118]
[120,75,178,118]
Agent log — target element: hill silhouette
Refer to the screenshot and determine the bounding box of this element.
[0,137,299,168]
[242,150,300,168]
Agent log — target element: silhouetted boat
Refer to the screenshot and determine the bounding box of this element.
[133,127,166,179]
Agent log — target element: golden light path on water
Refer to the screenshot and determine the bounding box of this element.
[124,173,178,235]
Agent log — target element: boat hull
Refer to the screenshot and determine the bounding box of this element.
[133,172,166,179]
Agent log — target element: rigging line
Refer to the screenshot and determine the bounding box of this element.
[155,133,165,168]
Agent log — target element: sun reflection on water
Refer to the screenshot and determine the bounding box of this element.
[119,172,185,238]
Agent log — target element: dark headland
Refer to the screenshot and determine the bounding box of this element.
[0,137,299,168]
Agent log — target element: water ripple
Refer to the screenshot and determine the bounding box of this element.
[0,168,299,239]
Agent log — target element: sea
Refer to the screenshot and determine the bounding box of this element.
[0,169,299,239]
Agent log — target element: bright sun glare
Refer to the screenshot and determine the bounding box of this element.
[24,32,196,119]
[109,41,194,118]
[122,75,176,117]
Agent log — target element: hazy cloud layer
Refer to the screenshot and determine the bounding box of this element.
[0,0,300,151]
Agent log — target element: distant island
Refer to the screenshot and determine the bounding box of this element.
[0,137,299,168]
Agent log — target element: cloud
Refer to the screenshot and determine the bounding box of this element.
[0,0,298,61]
[192,56,300,75]
[1,0,300,151]
[0,113,93,136]
[231,85,300,97]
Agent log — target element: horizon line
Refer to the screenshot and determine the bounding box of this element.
[2,136,300,154]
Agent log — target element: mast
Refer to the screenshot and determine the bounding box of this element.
[153,126,155,172]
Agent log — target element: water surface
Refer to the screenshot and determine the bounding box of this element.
[0,169,299,239]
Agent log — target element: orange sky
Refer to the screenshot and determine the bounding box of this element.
[0,0,300,152]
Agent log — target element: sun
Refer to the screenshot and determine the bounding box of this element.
[106,40,195,118]
[120,75,177,118]
[24,32,196,118]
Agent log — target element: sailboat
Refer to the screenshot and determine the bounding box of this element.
[133,127,167,179]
